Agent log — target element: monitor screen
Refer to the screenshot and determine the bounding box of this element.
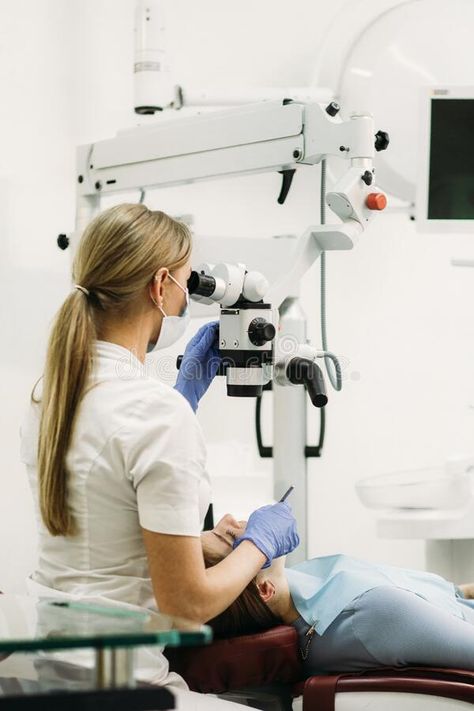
[428,98,474,220]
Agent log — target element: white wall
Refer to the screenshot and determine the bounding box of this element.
[2,0,474,592]
[0,0,78,592]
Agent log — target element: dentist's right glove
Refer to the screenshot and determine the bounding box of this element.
[174,321,221,412]
[232,502,299,567]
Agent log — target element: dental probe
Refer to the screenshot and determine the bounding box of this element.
[279,485,294,503]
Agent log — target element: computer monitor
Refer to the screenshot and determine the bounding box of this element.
[416,86,474,232]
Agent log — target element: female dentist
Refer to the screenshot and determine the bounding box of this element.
[20,203,299,710]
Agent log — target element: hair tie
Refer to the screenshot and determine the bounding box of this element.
[74,284,90,297]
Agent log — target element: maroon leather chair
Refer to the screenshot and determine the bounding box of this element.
[165,625,474,710]
[165,626,301,694]
[300,667,474,709]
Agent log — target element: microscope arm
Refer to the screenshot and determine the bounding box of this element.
[74,99,387,238]
[265,220,361,309]
[266,161,385,310]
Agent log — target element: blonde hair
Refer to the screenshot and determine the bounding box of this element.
[35,203,192,536]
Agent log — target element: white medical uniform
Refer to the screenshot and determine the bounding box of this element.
[20,340,246,710]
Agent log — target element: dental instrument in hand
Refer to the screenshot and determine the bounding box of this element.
[279,485,294,503]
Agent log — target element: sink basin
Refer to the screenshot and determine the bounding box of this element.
[356,466,473,512]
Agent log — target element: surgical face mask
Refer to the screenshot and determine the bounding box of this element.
[149,273,190,352]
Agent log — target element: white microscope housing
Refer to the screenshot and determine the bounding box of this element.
[188,263,276,397]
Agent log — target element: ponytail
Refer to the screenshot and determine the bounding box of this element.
[37,289,95,535]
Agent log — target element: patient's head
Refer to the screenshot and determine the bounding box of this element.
[201,514,287,637]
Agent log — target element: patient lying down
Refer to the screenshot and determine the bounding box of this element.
[201,515,474,675]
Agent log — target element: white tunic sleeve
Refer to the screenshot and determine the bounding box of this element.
[121,387,210,537]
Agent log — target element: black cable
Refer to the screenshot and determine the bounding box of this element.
[255,382,273,458]
[305,407,325,458]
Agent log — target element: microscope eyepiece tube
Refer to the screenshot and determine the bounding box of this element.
[188,271,217,298]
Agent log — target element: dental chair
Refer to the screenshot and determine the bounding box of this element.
[165,625,474,710]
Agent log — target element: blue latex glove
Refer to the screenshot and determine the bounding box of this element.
[232,502,299,568]
[174,321,221,412]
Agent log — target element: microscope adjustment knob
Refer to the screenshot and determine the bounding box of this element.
[375,130,390,152]
[361,170,373,186]
[326,101,340,117]
[366,192,387,211]
[248,318,276,346]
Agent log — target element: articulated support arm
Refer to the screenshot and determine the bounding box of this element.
[74,100,387,206]
[67,98,388,255]
[266,220,360,310]
[266,162,386,310]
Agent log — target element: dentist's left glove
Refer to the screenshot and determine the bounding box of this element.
[232,502,300,568]
[174,321,222,412]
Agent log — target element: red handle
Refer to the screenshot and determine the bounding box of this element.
[366,192,387,210]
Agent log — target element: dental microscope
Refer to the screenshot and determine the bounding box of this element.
[183,261,328,407]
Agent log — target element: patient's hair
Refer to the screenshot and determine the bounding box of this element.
[203,551,280,638]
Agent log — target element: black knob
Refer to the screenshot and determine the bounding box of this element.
[375,130,390,152]
[326,101,340,117]
[248,318,276,347]
[57,234,69,250]
[361,170,373,186]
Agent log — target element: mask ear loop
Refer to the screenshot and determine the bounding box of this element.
[167,274,190,313]
[156,271,189,315]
